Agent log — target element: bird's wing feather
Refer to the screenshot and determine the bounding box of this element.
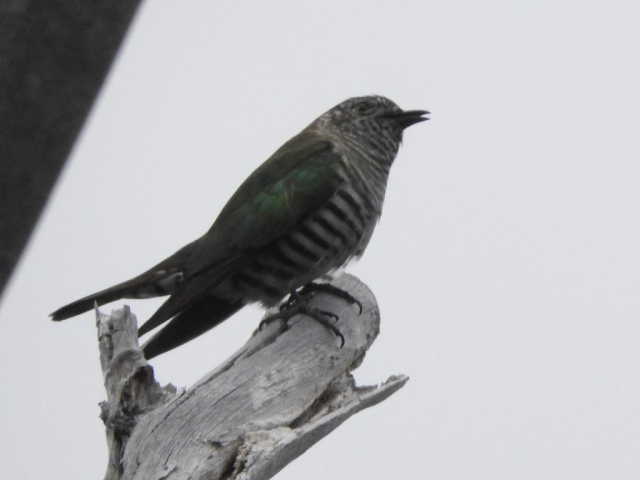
[138,253,248,336]
[186,136,344,276]
[139,137,345,334]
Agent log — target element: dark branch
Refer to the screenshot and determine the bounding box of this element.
[0,0,142,299]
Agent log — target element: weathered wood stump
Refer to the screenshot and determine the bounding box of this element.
[97,273,408,480]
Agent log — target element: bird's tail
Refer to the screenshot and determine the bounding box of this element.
[50,270,184,321]
[141,294,245,359]
[51,239,200,321]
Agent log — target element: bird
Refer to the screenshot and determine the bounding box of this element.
[51,95,428,359]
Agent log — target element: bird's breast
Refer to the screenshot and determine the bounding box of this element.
[215,185,380,307]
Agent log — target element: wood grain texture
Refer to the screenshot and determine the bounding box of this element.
[96,274,408,480]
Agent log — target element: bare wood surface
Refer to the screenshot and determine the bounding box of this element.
[97,274,408,480]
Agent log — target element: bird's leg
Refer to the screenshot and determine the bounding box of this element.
[259,282,362,347]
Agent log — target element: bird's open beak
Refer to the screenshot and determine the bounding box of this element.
[387,110,430,129]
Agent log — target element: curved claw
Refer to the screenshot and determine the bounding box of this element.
[354,299,363,315]
[306,310,344,348]
[258,283,353,348]
[299,282,363,315]
[315,308,339,322]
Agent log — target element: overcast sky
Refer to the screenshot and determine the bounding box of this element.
[2,1,639,478]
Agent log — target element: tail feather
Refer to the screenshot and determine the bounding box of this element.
[50,282,136,321]
[49,271,169,321]
[51,240,200,322]
[141,295,244,359]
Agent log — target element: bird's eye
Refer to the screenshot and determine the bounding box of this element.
[353,101,374,116]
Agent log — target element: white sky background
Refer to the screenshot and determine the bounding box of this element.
[1,0,639,478]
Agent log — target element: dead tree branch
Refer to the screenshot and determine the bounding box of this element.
[97,273,408,480]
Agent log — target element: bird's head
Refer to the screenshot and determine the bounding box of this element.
[315,95,429,160]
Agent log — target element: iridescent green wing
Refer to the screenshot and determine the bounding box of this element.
[187,136,344,275]
[142,136,344,329]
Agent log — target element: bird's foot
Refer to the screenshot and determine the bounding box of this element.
[280,282,363,314]
[259,283,362,347]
